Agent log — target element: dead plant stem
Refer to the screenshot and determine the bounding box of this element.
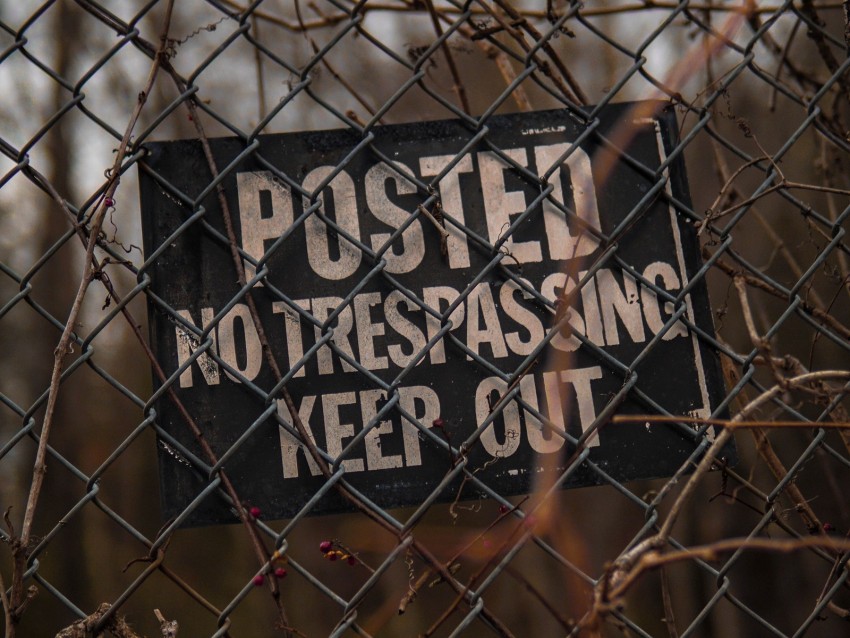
[423,0,470,114]
[8,3,174,632]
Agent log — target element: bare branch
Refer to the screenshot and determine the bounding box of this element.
[9,4,175,634]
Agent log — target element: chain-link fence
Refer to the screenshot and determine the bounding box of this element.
[2,1,850,636]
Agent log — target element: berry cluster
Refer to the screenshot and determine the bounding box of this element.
[251,545,288,587]
[319,540,358,566]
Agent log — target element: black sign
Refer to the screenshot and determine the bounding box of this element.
[140,102,729,526]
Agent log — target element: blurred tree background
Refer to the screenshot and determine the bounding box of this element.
[1,1,850,636]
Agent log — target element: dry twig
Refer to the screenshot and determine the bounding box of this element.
[5,3,175,634]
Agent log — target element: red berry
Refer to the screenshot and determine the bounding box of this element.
[319,540,333,553]
[249,506,262,519]
[432,418,445,428]
[274,567,287,579]
[328,551,339,562]
[347,556,357,566]
[823,523,835,533]
[252,574,265,587]
[104,197,115,207]
[498,504,509,514]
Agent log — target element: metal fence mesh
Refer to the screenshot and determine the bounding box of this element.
[2,1,850,636]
